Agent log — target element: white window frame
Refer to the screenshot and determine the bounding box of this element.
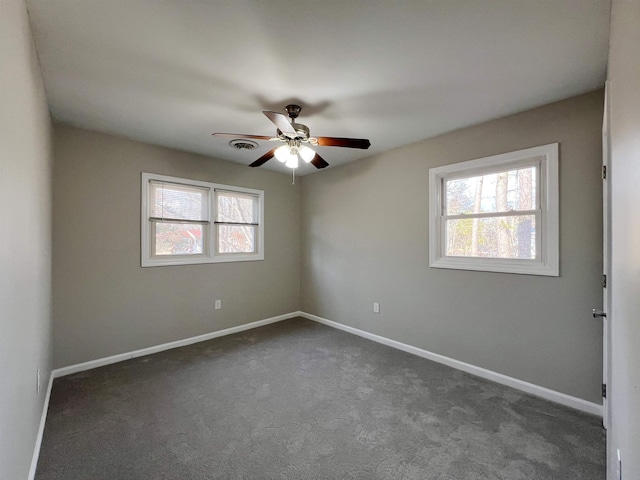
[141,173,264,267]
[429,143,559,276]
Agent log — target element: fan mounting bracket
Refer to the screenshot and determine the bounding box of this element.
[285,104,302,120]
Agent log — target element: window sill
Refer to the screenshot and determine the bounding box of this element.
[430,256,559,276]
[142,254,264,267]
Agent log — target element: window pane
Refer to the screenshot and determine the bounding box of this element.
[445,215,536,259]
[154,223,203,255]
[150,182,208,221]
[216,191,257,224]
[217,225,256,253]
[445,164,537,215]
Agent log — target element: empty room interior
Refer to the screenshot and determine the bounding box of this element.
[2,0,639,479]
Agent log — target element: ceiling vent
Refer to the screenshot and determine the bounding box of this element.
[228,139,259,151]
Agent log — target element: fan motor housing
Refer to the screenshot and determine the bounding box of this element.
[291,122,310,139]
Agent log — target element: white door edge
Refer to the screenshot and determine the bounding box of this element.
[602,81,612,430]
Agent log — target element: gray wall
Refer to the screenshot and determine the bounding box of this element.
[608,0,640,476]
[301,91,604,404]
[53,125,300,368]
[0,0,53,478]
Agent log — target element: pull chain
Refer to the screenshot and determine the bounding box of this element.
[292,167,295,186]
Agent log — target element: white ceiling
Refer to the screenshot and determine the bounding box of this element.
[26,0,611,175]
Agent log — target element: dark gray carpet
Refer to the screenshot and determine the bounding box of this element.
[36,318,605,479]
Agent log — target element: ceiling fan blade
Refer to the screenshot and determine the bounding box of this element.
[249,148,276,168]
[212,133,273,141]
[315,137,371,149]
[263,111,297,138]
[310,152,329,169]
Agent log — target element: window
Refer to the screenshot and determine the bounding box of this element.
[141,173,264,266]
[215,190,259,255]
[429,143,559,276]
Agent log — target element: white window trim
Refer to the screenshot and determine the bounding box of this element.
[429,143,559,276]
[141,173,264,267]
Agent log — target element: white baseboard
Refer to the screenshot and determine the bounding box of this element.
[48,309,601,416]
[299,312,603,417]
[28,371,54,480]
[53,312,299,378]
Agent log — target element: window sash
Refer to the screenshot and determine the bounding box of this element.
[440,211,540,260]
[442,159,541,216]
[150,220,208,258]
[213,190,259,255]
[214,189,260,226]
[216,224,258,255]
[148,180,210,222]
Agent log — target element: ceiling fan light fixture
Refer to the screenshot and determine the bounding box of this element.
[299,145,315,163]
[274,145,290,163]
[285,153,299,169]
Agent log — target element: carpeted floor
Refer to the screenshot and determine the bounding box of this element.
[36,317,605,479]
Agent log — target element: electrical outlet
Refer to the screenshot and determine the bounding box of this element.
[215,300,222,310]
[36,369,40,394]
[373,302,380,314]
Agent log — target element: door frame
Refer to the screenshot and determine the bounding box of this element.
[602,81,612,429]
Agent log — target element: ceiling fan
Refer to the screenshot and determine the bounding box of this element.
[212,104,371,170]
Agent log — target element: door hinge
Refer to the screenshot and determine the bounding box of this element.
[602,384,607,398]
[603,274,607,288]
[602,165,607,179]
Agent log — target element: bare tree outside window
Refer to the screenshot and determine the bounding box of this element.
[216,191,258,254]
